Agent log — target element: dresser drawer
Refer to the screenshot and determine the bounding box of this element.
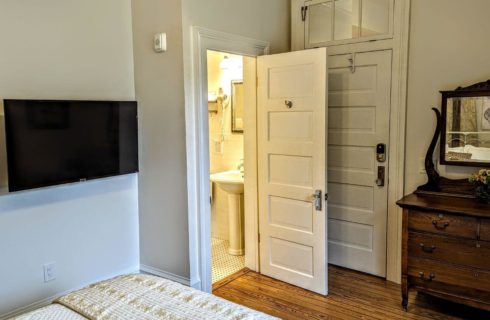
[481,219,490,241]
[408,258,490,292]
[409,276,490,310]
[408,232,490,270]
[408,210,478,239]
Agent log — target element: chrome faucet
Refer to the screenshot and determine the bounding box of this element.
[237,159,244,176]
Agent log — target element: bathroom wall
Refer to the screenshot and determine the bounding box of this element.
[207,51,244,240]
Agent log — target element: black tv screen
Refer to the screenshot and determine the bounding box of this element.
[4,99,138,192]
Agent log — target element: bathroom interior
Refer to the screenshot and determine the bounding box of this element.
[207,50,247,283]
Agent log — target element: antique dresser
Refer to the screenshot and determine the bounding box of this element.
[396,80,490,311]
[397,193,490,311]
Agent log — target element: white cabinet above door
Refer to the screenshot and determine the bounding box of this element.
[292,0,394,50]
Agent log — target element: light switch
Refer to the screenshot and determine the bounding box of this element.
[154,33,167,53]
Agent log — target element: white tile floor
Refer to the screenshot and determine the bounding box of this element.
[212,237,245,283]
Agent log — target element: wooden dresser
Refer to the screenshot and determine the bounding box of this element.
[397,193,490,311]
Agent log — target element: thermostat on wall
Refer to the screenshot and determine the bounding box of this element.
[154,33,167,53]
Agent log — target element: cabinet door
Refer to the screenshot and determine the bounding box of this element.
[305,0,334,45]
[360,0,392,37]
[294,0,393,49]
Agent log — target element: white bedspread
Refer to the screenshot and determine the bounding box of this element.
[9,304,87,320]
[56,274,277,320]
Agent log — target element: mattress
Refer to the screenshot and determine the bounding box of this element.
[9,304,87,320]
[56,273,277,320]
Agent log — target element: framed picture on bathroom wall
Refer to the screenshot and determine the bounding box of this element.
[231,80,244,133]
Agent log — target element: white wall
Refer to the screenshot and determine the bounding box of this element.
[405,0,490,193]
[132,0,290,281]
[0,0,139,316]
[181,0,291,55]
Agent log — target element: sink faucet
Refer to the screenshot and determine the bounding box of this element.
[237,159,244,176]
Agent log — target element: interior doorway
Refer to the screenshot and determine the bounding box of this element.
[185,27,268,293]
[203,47,329,295]
[206,50,248,283]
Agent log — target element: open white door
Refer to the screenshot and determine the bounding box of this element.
[257,48,328,295]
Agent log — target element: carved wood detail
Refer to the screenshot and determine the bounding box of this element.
[416,108,474,197]
[453,79,490,92]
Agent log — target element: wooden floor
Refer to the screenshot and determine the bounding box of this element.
[213,266,490,320]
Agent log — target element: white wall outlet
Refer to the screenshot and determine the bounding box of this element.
[43,262,57,282]
[154,33,167,53]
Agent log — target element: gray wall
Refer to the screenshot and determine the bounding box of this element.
[131,0,190,277]
[134,0,291,280]
[405,0,490,193]
[0,0,139,317]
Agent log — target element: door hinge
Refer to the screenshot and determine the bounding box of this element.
[301,6,308,22]
[324,193,328,201]
[258,233,261,243]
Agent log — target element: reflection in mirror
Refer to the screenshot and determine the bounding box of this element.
[445,96,490,163]
[231,81,244,133]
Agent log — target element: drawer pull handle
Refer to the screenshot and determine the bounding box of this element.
[419,272,435,282]
[432,220,449,230]
[419,243,436,253]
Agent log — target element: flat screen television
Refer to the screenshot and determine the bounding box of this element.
[3,99,138,192]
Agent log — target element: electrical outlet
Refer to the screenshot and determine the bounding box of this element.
[43,262,57,282]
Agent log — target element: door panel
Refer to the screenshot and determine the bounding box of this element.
[327,50,391,277]
[269,196,314,233]
[269,112,314,142]
[258,48,328,295]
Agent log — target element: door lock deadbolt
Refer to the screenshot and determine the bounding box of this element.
[376,143,386,162]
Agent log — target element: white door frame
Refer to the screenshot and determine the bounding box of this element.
[185,26,269,293]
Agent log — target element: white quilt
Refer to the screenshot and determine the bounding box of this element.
[56,274,277,320]
[9,304,87,320]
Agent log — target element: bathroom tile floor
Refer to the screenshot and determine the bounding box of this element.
[212,237,245,283]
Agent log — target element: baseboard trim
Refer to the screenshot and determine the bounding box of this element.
[0,265,140,320]
[140,264,191,286]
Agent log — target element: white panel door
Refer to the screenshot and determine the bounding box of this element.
[327,50,391,277]
[257,48,328,295]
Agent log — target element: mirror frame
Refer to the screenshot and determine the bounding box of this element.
[440,80,490,167]
[231,80,244,133]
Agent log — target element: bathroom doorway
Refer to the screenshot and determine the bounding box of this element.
[207,50,248,284]
[206,50,256,283]
[185,28,267,293]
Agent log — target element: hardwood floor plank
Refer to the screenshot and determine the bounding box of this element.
[212,267,251,290]
[229,278,374,320]
[237,272,431,320]
[213,265,490,320]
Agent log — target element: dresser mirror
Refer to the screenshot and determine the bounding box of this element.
[441,80,490,167]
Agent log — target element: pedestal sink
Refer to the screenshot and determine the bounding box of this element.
[210,170,244,256]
